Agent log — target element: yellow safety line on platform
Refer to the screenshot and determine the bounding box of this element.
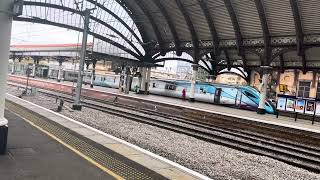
[12,112,124,180]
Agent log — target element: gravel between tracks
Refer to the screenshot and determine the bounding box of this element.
[7,86,320,180]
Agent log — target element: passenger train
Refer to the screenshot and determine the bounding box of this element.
[10,65,276,114]
[58,70,276,114]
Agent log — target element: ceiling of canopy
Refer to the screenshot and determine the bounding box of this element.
[13,0,320,74]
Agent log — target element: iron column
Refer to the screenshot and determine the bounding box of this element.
[0,0,14,154]
[257,66,271,114]
[57,58,63,82]
[190,64,199,102]
[73,9,91,110]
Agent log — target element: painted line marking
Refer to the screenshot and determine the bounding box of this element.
[9,110,124,180]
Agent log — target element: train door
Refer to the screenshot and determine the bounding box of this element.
[235,89,242,106]
[42,69,49,78]
[214,88,222,104]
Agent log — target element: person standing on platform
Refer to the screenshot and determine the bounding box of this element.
[182,88,186,100]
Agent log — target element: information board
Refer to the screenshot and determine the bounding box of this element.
[316,102,320,116]
[305,101,315,115]
[277,97,286,111]
[295,99,306,113]
[286,98,295,112]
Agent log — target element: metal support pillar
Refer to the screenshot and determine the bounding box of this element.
[124,67,131,94]
[11,58,15,74]
[208,75,216,83]
[0,0,13,155]
[138,67,143,89]
[250,70,256,86]
[31,61,36,78]
[90,62,96,88]
[57,60,63,82]
[73,9,91,111]
[118,65,125,93]
[257,67,271,114]
[140,67,147,94]
[145,67,151,94]
[190,64,199,102]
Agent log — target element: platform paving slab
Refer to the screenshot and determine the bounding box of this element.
[1,110,115,180]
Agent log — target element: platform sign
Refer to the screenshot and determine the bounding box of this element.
[277,97,286,111]
[316,102,320,116]
[286,98,295,112]
[295,99,306,113]
[305,101,316,115]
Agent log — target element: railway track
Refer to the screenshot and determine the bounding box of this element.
[9,84,320,173]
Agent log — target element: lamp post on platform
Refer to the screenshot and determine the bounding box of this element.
[72,8,92,110]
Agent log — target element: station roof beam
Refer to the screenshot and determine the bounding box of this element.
[254,0,271,66]
[134,0,166,56]
[290,0,306,73]
[152,0,182,56]
[223,0,246,68]
[175,0,200,63]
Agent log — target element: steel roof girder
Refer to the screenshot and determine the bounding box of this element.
[90,16,143,57]
[175,0,200,63]
[289,0,306,73]
[289,0,304,56]
[254,0,271,66]
[23,1,143,57]
[198,0,220,56]
[114,0,150,43]
[13,17,142,60]
[86,0,143,45]
[134,0,166,56]
[279,53,285,73]
[152,0,182,56]
[224,50,232,71]
[223,0,244,57]
[302,53,307,74]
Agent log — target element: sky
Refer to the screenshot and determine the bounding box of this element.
[11,21,182,72]
[11,21,86,45]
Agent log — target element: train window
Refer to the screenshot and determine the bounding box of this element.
[165,84,176,90]
[244,91,256,99]
[200,87,207,94]
[153,83,156,88]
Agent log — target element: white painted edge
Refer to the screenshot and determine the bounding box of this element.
[6,93,212,180]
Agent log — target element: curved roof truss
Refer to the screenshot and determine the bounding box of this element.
[13,0,320,72]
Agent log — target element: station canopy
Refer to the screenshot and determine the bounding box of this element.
[14,0,320,74]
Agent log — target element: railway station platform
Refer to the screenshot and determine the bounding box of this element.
[56,78,320,134]
[1,110,116,180]
[7,75,320,139]
[2,93,207,180]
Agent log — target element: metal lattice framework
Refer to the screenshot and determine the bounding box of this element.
[13,0,320,75]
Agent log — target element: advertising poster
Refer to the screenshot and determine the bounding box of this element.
[286,98,295,112]
[316,102,320,116]
[277,97,286,111]
[295,99,306,113]
[305,101,316,115]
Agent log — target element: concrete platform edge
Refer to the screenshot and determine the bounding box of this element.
[9,76,320,134]
[90,88,320,134]
[5,93,211,180]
